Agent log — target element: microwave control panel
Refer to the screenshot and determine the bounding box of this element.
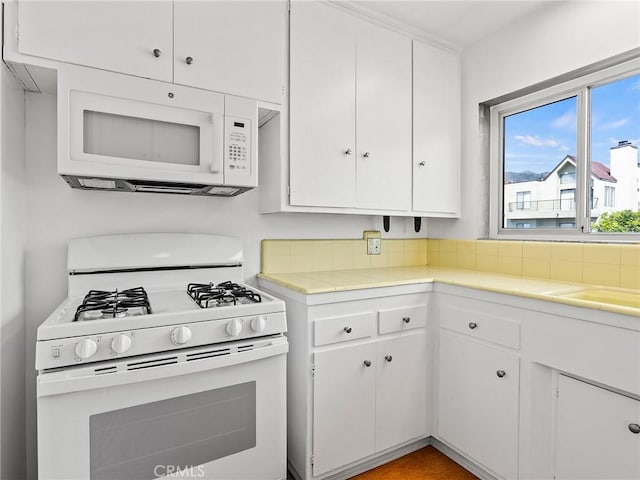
[225,117,251,176]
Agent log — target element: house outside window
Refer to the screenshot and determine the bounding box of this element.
[490,58,639,240]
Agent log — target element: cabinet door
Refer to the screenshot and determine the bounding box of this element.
[376,332,427,452]
[412,41,460,216]
[355,21,412,211]
[313,343,376,476]
[289,1,357,208]
[438,330,519,479]
[173,1,286,103]
[555,375,640,479]
[18,1,172,81]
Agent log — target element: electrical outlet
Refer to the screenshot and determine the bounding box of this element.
[367,238,381,255]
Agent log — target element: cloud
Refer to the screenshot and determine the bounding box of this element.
[514,135,560,147]
[551,111,576,129]
[599,118,629,130]
[629,79,640,91]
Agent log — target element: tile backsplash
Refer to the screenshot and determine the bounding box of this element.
[427,239,640,290]
[261,239,427,274]
[261,238,640,290]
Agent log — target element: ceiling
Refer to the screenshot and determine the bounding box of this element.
[354,1,554,49]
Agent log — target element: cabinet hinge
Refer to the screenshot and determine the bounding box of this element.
[311,364,315,377]
[310,455,314,466]
[287,0,292,12]
[556,386,560,398]
[287,185,291,198]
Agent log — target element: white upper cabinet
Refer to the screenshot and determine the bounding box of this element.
[355,20,412,211]
[173,1,286,103]
[412,40,461,216]
[17,1,173,81]
[289,1,357,208]
[289,1,412,211]
[15,1,286,103]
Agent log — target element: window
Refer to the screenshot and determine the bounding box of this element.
[516,191,531,210]
[490,58,640,239]
[604,186,616,207]
[560,171,576,184]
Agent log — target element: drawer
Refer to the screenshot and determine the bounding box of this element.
[439,303,520,349]
[314,312,376,347]
[378,305,427,335]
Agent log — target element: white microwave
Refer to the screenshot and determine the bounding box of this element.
[57,66,257,196]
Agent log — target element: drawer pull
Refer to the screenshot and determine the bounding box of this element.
[402,317,411,324]
[153,48,162,58]
[343,326,352,334]
[629,424,640,434]
[363,360,372,367]
[496,370,506,378]
[186,56,194,65]
[468,322,478,330]
[384,355,393,362]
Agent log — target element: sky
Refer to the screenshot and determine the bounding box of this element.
[504,73,640,173]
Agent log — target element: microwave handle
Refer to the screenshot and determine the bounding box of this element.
[210,113,224,174]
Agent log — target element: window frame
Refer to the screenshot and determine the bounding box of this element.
[489,57,640,242]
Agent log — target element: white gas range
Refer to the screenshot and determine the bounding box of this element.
[36,233,287,480]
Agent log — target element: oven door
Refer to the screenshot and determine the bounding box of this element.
[37,336,287,480]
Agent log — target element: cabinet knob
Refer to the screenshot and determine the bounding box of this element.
[344,148,352,156]
[385,355,393,362]
[496,370,506,378]
[363,360,372,367]
[186,56,194,65]
[343,326,352,334]
[153,48,162,58]
[629,423,640,434]
[402,317,411,324]
[418,161,426,167]
[468,322,478,329]
[363,152,370,158]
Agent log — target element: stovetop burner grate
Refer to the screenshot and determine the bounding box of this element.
[187,281,262,308]
[73,287,152,321]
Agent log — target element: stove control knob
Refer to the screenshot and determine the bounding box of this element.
[226,319,242,337]
[111,334,132,354]
[75,338,98,360]
[171,326,192,345]
[250,316,266,333]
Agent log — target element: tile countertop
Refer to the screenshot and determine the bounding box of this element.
[257,266,640,317]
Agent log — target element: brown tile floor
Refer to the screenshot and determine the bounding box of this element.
[349,446,478,480]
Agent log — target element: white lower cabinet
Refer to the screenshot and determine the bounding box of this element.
[313,342,377,476]
[257,280,430,479]
[313,331,428,477]
[438,330,520,479]
[555,375,640,480]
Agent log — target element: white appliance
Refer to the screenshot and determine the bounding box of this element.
[36,233,287,480]
[58,65,257,197]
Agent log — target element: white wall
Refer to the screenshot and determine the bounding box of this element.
[22,91,425,478]
[428,0,640,240]
[0,63,27,478]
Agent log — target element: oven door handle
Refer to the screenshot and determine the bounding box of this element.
[37,337,288,397]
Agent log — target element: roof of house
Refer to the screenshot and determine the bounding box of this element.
[541,155,617,183]
[590,160,617,182]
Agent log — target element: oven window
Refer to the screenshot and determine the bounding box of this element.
[89,381,256,480]
[83,110,200,166]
